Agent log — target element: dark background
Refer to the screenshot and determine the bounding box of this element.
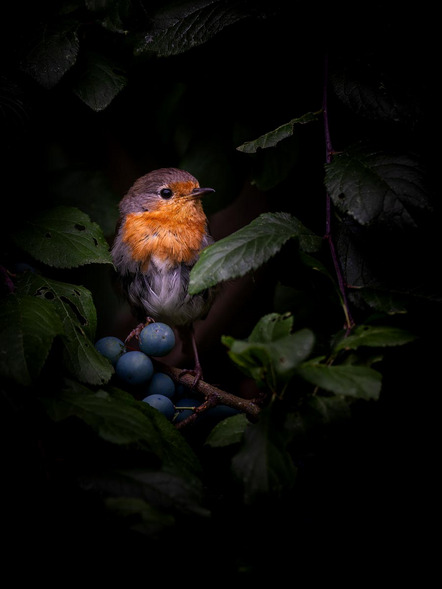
[1,1,439,582]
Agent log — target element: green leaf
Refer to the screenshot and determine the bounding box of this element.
[237,112,319,153]
[189,212,322,294]
[45,381,202,479]
[80,468,208,518]
[284,395,352,439]
[295,360,382,400]
[136,0,250,57]
[20,24,79,89]
[270,329,316,382]
[249,312,294,343]
[13,206,113,269]
[334,325,416,352]
[205,413,250,448]
[222,336,272,389]
[305,395,352,426]
[0,294,64,386]
[223,318,315,391]
[231,408,297,504]
[18,272,113,385]
[72,52,127,111]
[325,146,432,228]
[104,497,175,536]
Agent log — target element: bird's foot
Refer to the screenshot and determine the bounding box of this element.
[179,364,203,388]
[124,317,155,345]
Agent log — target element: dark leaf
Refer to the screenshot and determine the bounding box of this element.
[104,497,175,536]
[331,64,423,126]
[334,325,416,352]
[18,272,113,385]
[325,146,432,228]
[136,0,251,57]
[0,294,64,386]
[45,380,202,478]
[13,206,114,269]
[249,133,299,191]
[222,315,315,391]
[80,468,209,517]
[237,112,319,153]
[232,408,297,504]
[20,23,79,89]
[205,413,250,448]
[72,52,127,111]
[296,360,382,400]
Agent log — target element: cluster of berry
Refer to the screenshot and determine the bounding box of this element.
[95,322,238,425]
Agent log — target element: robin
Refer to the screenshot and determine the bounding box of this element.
[111,167,216,385]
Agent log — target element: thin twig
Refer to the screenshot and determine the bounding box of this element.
[322,54,355,333]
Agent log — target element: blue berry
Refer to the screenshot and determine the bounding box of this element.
[115,350,153,385]
[142,394,175,420]
[139,322,175,357]
[95,336,125,365]
[146,372,175,398]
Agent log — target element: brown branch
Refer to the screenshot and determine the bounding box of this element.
[151,359,262,426]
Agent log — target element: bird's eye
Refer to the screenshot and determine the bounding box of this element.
[160,188,173,199]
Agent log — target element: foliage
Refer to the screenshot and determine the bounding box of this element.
[1,0,438,579]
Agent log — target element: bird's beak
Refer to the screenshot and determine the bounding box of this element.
[191,187,215,197]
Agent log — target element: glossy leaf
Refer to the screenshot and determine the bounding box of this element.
[189,212,321,294]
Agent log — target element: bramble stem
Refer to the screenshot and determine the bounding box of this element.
[322,54,355,334]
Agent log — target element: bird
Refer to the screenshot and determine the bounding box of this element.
[111,167,216,385]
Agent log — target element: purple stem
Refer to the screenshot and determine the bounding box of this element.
[322,55,354,332]
[1,265,15,293]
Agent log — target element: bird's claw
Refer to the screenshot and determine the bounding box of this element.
[179,366,203,388]
[124,317,155,345]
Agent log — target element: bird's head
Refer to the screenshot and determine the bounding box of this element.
[119,168,214,217]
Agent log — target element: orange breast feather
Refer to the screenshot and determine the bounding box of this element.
[122,200,207,270]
